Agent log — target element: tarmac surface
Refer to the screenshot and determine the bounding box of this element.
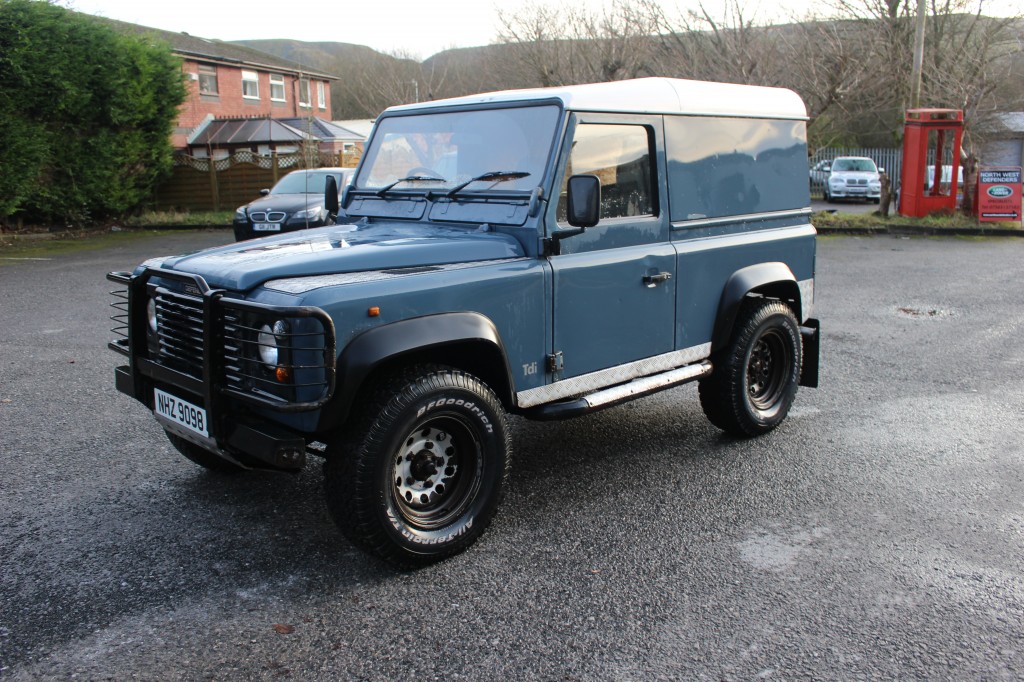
[1,230,1022,679]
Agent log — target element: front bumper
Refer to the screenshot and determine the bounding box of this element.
[114,365,307,469]
[108,268,336,471]
[828,186,881,200]
[233,217,329,241]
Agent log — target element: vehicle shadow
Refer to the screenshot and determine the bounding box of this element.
[1,389,770,667]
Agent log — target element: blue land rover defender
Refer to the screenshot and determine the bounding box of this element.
[108,78,820,567]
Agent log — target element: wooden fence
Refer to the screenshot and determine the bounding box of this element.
[152,148,362,212]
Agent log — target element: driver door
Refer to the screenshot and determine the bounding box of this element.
[549,115,675,379]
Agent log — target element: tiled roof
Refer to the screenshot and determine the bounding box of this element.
[995,112,1024,134]
[83,14,336,80]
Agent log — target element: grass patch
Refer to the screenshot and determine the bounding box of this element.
[813,209,1021,231]
[123,210,234,227]
[0,228,216,263]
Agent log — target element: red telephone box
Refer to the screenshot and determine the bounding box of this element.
[899,109,964,218]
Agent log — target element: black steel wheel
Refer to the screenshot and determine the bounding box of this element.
[324,366,511,568]
[699,299,801,437]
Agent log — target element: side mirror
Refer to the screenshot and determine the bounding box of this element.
[324,175,339,222]
[879,167,886,174]
[823,164,831,173]
[566,174,601,228]
[259,188,271,196]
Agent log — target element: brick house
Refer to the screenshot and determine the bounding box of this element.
[95,16,337,149]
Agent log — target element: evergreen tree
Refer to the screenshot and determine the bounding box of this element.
[0,0,186,225]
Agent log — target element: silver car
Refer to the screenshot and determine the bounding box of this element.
[824,156,882,203]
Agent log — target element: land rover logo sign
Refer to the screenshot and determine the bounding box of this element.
[978,167,1022,223]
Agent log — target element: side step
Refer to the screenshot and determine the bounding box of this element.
[522,360,713,421]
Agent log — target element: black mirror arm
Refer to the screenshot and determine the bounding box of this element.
[551,227,585,241]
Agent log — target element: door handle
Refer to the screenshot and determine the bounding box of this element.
[643,272,672,288]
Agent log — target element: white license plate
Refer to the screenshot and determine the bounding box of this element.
[253,223,281,232]
[154,388,208,438]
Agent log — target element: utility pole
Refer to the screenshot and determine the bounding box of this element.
[910,0,926,108]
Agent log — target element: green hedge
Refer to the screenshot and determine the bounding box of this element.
[0,0,185,225]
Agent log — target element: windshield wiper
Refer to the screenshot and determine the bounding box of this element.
[375,174,446,197]
[444,171,530,199]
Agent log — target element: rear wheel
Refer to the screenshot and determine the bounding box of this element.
[324,366,511,568]
[699,299,802,437]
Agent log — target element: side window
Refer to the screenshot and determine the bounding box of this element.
[665,116,809,222]
[197,64,218,96]
[557,124,655,223]
[241,70,259,100]
[269,74,286,102]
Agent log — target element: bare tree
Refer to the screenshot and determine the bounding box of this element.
[328,48,455,118]
[493,0,664,88]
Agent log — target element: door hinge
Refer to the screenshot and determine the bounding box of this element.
[546,352,564,373]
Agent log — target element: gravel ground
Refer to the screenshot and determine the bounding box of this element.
[1,230,1022,680]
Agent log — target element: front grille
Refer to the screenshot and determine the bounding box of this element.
[107,268,336,413]
[153,291,205,379]
[249,211,287,222]
[846,178,868,186]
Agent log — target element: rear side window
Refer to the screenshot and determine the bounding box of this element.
[665,117,808,222]
[557,124,655,222]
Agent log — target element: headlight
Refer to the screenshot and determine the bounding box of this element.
[829,177,843,187]
[147,298,158,333]
[257,320,289,368]
[234,206,247,220]
[292,206,322,220]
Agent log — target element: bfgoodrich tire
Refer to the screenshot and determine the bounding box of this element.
[699,299,802,437]
[324,366,511,568]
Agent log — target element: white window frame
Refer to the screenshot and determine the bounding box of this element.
[317,81,326,110]
[298,78,311,108]
[242,70,260,100]
[269,74,286,102]
[197,64,218,95]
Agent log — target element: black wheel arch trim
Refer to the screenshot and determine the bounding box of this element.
[321,312,516,432]
[712,262,802,352]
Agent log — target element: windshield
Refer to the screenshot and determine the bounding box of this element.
[272,170,343,194]
[832,158,877,172]
[357,105,561,194]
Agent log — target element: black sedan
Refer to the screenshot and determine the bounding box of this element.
[233,167,355,241]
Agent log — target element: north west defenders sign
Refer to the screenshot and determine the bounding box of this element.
[977,167,1022,223]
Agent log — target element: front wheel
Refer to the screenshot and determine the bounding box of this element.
[324,366,511,568]
[699,299,802,437]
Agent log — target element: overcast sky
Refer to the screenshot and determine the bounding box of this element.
[64,0,1023,60]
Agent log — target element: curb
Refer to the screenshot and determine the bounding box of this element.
[815,224,1024,237]
[1,225,230,242]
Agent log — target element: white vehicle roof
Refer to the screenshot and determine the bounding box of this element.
[386,77,808,121]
